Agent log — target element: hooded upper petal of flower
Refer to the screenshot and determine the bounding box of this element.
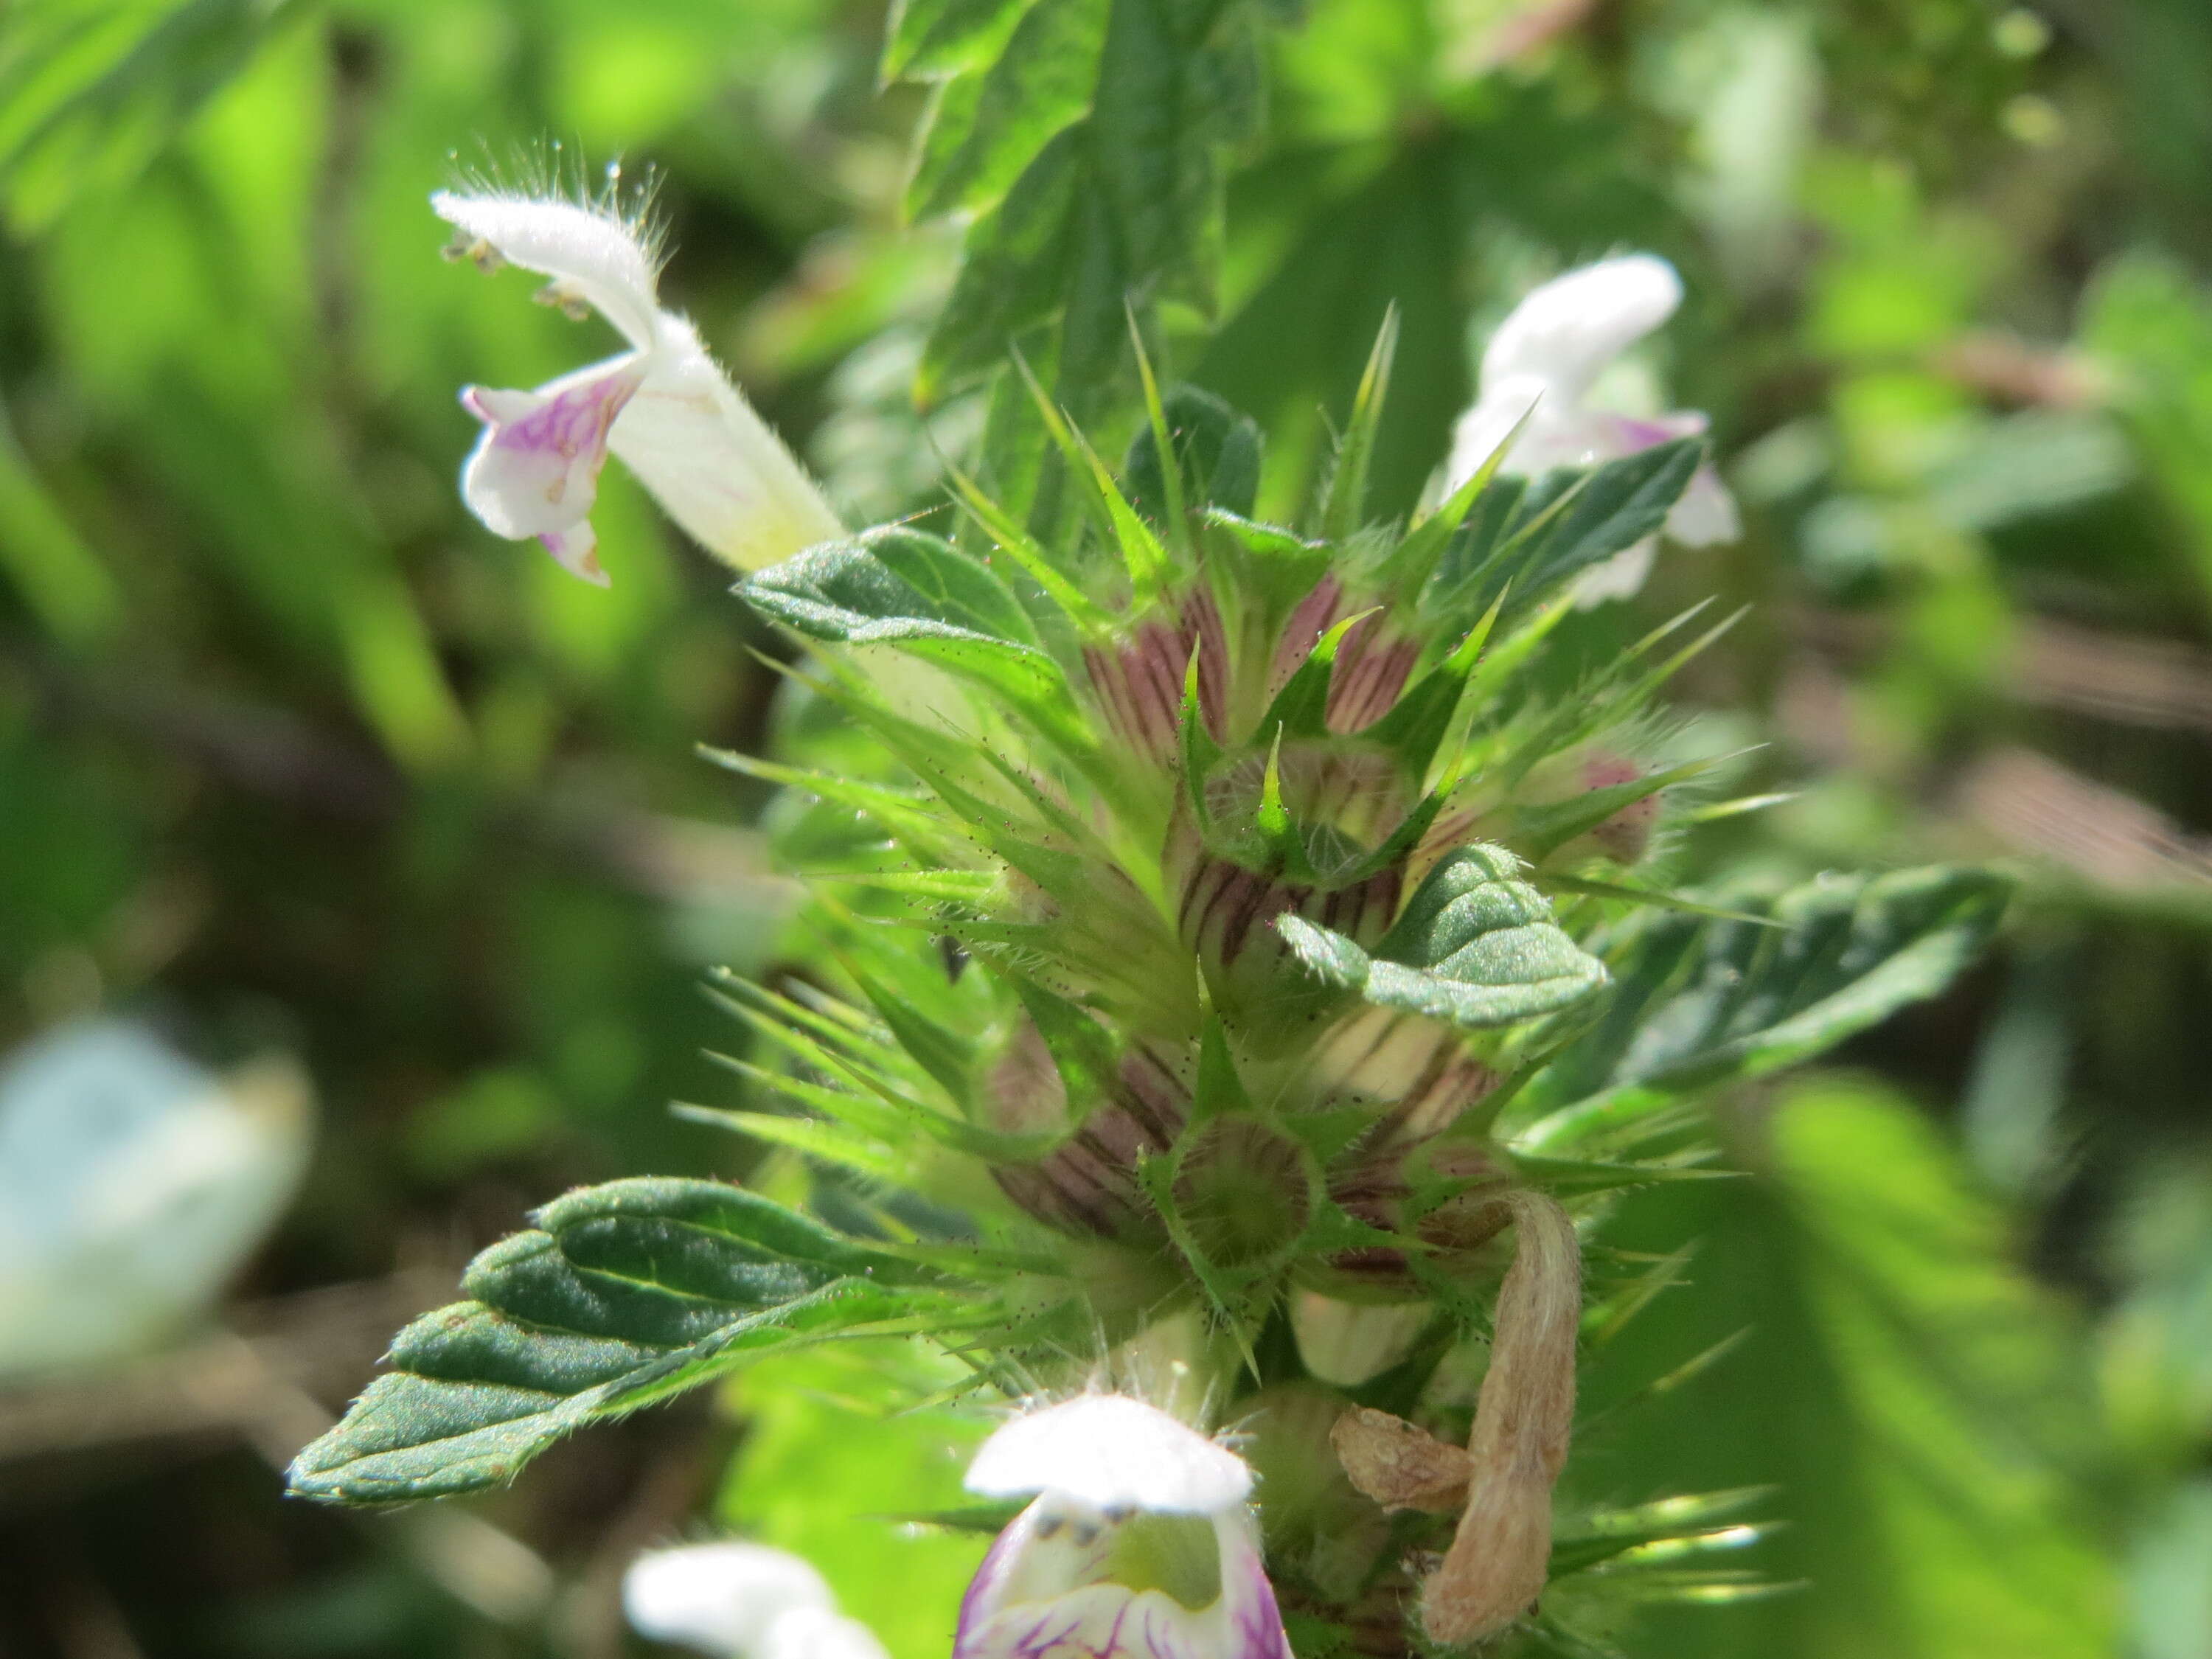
[434,188,843,585]
[1479,253,1683,404]
[623,1542,891,1659]
[1443,254,1739,606]
[956,1396,1293,1659]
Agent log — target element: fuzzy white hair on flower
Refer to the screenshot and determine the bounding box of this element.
[1444,253,1741,607]
[955,1394,1292,1659]
[964,1392,1253,1514]
[622,1541,890,1659]
[434,185,842,586]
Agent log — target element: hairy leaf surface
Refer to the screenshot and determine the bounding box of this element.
[1276,845,1607,1029]
[288,1179,955,1503]
[1517,866,2010,1153]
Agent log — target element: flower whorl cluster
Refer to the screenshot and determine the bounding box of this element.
[434,197,1756,1651]
[720,349,1722,1279]
[700,334,1728,1642]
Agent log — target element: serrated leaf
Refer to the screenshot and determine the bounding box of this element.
[919,125,1088,400]
[740,538,1095,762]
[287,1180,959,1503]
[908,0,1270,422]
[905,0,1109,220]
[883,0,1046,80]
[1518,866,2010,1153]
[743,526,1036,645]
[1276,845,1607,1029]
[1426,439,1704,628]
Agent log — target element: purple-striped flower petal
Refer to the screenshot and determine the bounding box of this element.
[956,1398,1294,1659]
[459,359,646,587]
[435,189,841,584]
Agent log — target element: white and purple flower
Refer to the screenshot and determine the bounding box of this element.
[1444,253,1740,606]
[957,1395,1294,1659]
[434,189,842,586]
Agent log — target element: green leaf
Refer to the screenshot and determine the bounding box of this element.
[286,1180,959,1504]
[1424,439,1704,628]
[1276,845,1607,1029]
[0,0,288,233]
[905,0,1109,220]
[745,526,1037,645]
[1124,384,1263,522]
[740,535,1096,762]
[908,0,1270,422]
[919,125,1088,401]
[883,0,1047,80]
[1767,1079,2115,1652]
[1518,866,2010,1154]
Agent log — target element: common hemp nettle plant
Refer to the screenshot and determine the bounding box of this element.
[287,169,2004,1658]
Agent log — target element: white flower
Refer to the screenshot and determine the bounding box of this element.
[434,189,844,586]
[1443,254,1740,606]
[0,1019,313,1379]
[623,1542,891,1659]
[957,1395,1294,1659]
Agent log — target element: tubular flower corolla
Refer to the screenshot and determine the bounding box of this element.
[957,1395,1295,1659]
[1443,254,1740,604]
[434,189,842,585]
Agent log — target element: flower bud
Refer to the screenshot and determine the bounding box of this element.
[1290,1295,1431,1388]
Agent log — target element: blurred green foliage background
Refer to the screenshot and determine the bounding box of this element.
[1,0,2211,1655]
